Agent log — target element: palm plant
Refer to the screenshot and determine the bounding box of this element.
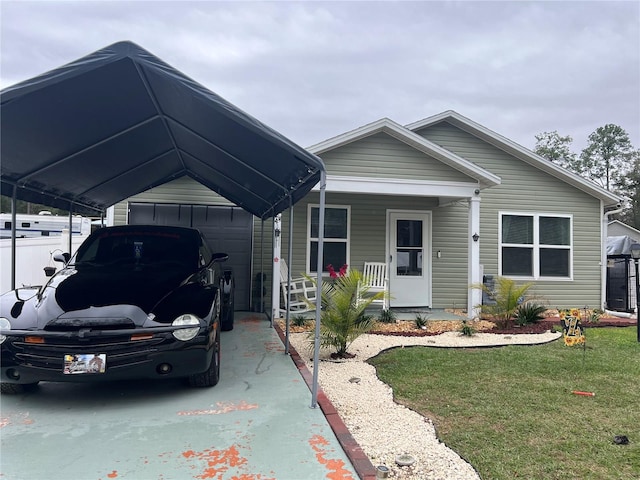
[513,302,547,325]
[472,276,536,328]
[306,268,385,358]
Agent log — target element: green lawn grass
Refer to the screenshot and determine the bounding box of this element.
[369,327,640,479]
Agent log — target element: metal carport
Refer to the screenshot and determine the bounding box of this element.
[0,40,328,406]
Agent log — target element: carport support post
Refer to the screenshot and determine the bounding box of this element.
[68,204,73,255]
[311,170,327,409]
[285,205,295,354]
[260,220,265,315]
[631,243,640,342]
[10,185,17,290]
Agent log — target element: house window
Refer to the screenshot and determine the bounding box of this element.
[500,213,572,279]
[308,205,350,274]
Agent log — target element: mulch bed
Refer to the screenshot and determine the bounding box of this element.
[277,317,637,337]
[369,317,637,337]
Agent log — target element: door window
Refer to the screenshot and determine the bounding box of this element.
[396,219,423,276]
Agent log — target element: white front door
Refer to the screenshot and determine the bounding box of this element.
[388,211,431,307]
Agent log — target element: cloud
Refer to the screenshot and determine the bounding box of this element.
[1,0,638,153]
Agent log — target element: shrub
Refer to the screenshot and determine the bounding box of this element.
[586,308,603,323]
[472,276,538,328]
[415,314,429,329]
[378,309,397,324]
[513,303,547,325]
[359,313,375,326]
[460,320,476,336]
[558,307,603,324]
[292,315,307,327]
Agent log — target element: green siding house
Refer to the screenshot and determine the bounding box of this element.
[114,111,622,318]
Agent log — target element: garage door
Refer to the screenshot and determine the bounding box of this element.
[128,203,253,310]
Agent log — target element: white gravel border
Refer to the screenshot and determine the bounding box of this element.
[288,330,561,479]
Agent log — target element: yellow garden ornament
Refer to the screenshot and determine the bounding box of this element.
[560,312,586,347]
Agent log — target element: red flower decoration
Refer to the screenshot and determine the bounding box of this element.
[326,264,337,278]
[326,263,348,278]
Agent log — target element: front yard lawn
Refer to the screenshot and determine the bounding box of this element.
[369,327,640,479]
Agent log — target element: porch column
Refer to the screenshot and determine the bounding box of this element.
[468,194,481,318]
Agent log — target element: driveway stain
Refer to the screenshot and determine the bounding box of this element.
[309,434,356,480]
[177,401,258,416]
[182,445,276,480]
[255,354,272,375]
[0,412,34,428]
[263,341,284,353]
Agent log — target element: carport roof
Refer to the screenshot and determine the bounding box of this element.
[0,41,324,219]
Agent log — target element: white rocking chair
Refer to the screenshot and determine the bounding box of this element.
[357,262,389,310]
[279,259,317,316]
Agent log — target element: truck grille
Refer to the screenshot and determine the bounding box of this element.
[11,335,167,371]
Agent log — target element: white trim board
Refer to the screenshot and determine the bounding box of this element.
[312,175,480,199]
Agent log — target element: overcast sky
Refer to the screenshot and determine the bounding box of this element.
[1,1,638,153]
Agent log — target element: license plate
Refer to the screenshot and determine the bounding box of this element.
[63,354,106,374]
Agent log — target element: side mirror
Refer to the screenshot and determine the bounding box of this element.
[212,253,229,264]
[53,252,71,264]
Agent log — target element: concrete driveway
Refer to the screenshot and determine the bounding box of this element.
[0,313,358,480]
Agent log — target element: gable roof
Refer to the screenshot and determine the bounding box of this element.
[406,110,622,206]
[0,41,324,219]
[608,220,640,239]
[307,117,501,189]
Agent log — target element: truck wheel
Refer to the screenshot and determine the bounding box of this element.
[221,298,234,332]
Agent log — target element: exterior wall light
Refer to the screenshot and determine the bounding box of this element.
[472,233,479,242]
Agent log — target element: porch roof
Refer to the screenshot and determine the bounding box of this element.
[308,117,501,190]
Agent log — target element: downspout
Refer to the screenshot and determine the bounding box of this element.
[602,201,624,311]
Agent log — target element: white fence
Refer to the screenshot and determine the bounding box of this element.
[0,233,87,294]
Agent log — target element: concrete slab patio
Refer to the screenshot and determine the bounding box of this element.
[0,313,363,480]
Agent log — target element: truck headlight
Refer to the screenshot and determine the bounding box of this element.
[172,314,200,341]
[0,317,10,344]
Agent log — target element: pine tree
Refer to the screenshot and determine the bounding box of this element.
[577,124,634,191]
